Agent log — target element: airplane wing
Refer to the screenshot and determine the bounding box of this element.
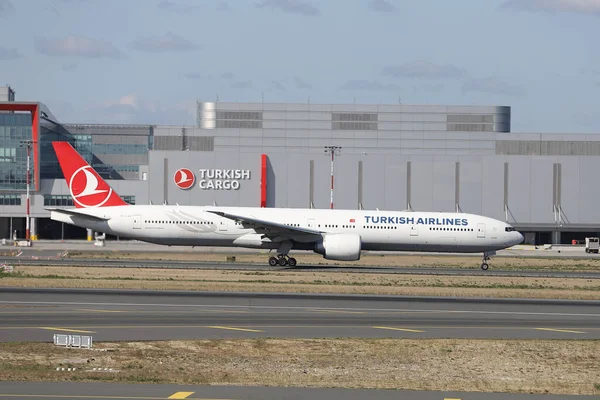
[205,210,322,239]
[46,208,110,221]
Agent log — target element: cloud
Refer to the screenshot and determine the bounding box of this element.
[35,35,123,59]
[573,111,600,128]
[501,0,600,16]
[158,0,230,13]
[61,63,78,71]
[130,32,198,52]
[412,83,445,93]
[0,0,14,17]
[382,60,467,79]
[84,94,196,125]
[580,67,600,76]
[49,6,61,17]
[158,1,200,14]
[461,77,525,96]
[183,72,204,79]
[216,1,231,11]
[0,46,22,60]
[293,76,312,89]
[231,80,252,88]
[341,80,402,91]
[369,0,395,12]
[272,80,286,91]
[256,0,319,16]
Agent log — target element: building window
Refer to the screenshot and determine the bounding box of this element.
[43,195,73,206]
[332,113,378,131]
[122,196,135,205]
[0,113,34,190]
[216,111,262,120]
[44,194,135,206]
[0,194,21,205]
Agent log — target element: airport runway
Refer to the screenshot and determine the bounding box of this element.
[1,288,599,342]
[0,381,596,400]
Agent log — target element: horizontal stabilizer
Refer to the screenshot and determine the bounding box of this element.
[46,208,110,221]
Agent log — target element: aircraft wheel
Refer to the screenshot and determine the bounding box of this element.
[268,257,278,267]
[481,263,489,271]
[278,257,288,266]
[288,257,297,267]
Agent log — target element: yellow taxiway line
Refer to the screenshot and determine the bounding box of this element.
[535,328,586,334]
[0,396,167,399]
[207,326,264,333]
[311,308,365,314]
[168,392,195,399]
[372,326,425,333]
[39,327,95,333]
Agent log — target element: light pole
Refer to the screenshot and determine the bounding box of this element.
[20,140,35,242]
[324,146,342,209]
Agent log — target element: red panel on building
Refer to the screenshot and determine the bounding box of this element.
[0,103,40,191]
[260,154,267,207]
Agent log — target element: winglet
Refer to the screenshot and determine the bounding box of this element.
[52,142,128,208]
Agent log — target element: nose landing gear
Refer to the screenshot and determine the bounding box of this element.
[481,251,495,270]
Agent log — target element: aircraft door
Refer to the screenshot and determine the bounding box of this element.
[410,224,418,236]
[306,218,316,229]
[477,223,486,238]
[133,215,142,230]
[219,219,228,231]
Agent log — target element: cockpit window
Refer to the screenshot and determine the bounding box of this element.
[505,226,516,232]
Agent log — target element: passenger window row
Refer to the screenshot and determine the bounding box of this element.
[145,220,213,225]
[429,227,473,231]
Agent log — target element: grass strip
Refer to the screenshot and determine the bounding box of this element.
[1,266,599,300]
[0,339,599,395]
[58,251,600,271]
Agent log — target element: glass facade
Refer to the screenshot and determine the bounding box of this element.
[0,194,21,205]
[40,118,75,179]
[44,194,135,206]
[0,112,34,190]
[63,124,152,180]
[1,104,148,194]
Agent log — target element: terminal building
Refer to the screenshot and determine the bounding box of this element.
[1,84,599,244]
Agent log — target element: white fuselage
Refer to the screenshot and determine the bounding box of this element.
[51,206,524,254]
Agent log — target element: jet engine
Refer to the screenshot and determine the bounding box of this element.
[314,233,361,261]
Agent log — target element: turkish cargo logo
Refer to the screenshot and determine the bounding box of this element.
[70,166,113,208]
[174,168,195,190]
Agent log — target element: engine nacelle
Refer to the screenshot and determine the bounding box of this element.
[314,233,361,261]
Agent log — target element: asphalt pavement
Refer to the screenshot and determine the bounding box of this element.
[1,287,599,342]
[0,381,596,400]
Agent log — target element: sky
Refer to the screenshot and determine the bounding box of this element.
[0,0,599,132]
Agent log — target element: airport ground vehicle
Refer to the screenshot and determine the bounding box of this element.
[585,237,599,253]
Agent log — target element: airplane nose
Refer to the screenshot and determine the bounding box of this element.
[515,232,524,244]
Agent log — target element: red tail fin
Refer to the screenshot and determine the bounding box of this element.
[52,142,128,208]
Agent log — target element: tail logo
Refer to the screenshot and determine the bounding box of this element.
[69,166,114,208]
[174,168,195,190]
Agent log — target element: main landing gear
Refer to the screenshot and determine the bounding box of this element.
[481,252,493,270]
[268,241,297,267]
[268,254,297,267]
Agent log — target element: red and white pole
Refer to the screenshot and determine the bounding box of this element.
[25,143,30,241]
[330,150,334,209]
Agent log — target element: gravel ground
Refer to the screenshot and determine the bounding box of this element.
[1,339,599,395]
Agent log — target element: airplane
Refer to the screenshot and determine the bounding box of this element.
[48,142,524,270]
